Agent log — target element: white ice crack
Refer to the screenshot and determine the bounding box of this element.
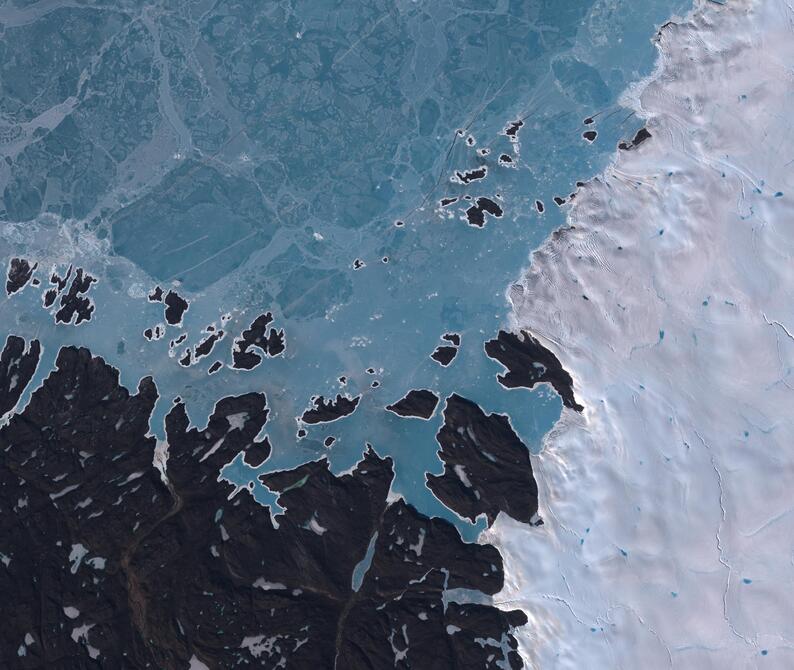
[694,429,756,648]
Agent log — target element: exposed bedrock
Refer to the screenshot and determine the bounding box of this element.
[0,344,526,668]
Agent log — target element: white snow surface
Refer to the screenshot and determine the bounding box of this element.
[485,1,794,668]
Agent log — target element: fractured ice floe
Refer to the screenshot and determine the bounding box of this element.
[487,1,794,667]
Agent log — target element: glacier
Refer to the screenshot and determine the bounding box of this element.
[488,0,794,667]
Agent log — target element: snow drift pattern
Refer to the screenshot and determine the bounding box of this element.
[488,1,794,667]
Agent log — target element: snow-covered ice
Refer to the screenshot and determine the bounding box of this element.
[486,0,794,667]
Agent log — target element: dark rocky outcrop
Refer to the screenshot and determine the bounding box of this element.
[0,345,527,669]
[485,330,583,411]
[385,389,439,420]
[427,394,539,526]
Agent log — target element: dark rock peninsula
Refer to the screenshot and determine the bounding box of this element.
[0,344,527,668]
[0,335,40,416]
[427,394,539,526]
[484,330,583,411]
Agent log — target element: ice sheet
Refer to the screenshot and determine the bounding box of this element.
[487,1,794,666]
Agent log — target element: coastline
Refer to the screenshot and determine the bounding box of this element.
[487,0,794,666]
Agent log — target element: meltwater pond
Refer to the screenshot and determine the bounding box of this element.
[0,0,688,537]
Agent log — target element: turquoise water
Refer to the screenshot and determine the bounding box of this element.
[0,0,688,538]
